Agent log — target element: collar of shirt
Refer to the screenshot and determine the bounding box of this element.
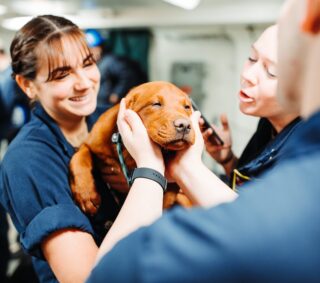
[238,117,302,173]
[31,102,100,158]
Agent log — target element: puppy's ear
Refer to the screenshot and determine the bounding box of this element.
[126,93,138,110]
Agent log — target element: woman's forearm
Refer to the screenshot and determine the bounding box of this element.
[95,178,163,264]
[176,162,238,207]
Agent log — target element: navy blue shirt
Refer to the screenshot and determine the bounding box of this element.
[232,117,302,189]
[0,103,122,282]
[87,112,320,283]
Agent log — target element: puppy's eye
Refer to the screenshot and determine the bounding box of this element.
[184,105,191,110]
[152,102,162,108]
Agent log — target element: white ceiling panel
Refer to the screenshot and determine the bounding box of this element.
[0,0,284,30]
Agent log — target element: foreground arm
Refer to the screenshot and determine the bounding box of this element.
[168,111,237,207]
[95,99,164,262]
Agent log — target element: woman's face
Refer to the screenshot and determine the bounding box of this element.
[239,25,284,118]
[30,36,100,123]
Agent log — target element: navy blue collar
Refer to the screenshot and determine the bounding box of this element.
[32,103,98,157]
[238,117,302,172]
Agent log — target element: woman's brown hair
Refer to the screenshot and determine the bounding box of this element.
[10,15,93,81]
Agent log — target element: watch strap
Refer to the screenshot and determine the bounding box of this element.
[130,167,167,192]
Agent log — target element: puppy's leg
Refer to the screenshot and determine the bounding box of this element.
[163,184,193,209]
[163,183,180,209]
[69,144,100,215]
[176,191,193,208]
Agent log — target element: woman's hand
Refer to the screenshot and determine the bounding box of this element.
[166,111,204,181]
[117,99,164,174]
[165,110,237,207]
[202,114,234,165]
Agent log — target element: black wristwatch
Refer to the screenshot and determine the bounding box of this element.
[130,167,167,192]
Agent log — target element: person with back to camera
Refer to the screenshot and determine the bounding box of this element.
[0,15,170,283]
[85,0,320,281]
[202,24,302,190]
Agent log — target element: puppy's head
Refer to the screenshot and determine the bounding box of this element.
[125,81,195,150]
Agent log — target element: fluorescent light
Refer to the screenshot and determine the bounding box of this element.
[11,0,75,15]
[1,15,111,31]
[163,0,201,10]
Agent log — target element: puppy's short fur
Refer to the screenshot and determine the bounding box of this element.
[69,81,195,215]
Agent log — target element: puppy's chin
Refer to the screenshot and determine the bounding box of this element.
[159,136,195,150]
[165,140,190,151]
[150,131,195,151]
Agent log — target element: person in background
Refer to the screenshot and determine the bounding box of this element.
[0,67,30,144]
[85,0,320,281]
[0,44,10,71]
[1,42,34,283]
[85,29,148,107]
[203,25,301,190]
[0,43,11,283]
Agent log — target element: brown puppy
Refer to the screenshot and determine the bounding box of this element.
[69,81,195,215]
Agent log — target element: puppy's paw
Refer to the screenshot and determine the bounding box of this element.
[176,191,193,208]
[70,174,101,215]
[77,189,101,216]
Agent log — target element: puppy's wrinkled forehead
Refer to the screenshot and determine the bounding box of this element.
[125,81,190,111]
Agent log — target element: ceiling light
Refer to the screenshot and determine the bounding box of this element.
[1,15,110,31]
[162,0,201,10]
[11,0,76,15]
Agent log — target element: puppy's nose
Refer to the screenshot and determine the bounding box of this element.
[174,118,191,134]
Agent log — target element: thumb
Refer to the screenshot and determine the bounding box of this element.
[117,98,131,134]
[191,111,202,135]
[124,109,146,133]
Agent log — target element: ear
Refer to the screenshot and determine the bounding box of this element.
[126,93,138,110]
[301,0,320,34]
[15,75,37,99]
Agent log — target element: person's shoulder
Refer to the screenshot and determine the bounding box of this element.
[10,118,54,145]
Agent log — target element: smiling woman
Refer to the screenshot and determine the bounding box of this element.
[0,15,127,283]
[12,17,101,135]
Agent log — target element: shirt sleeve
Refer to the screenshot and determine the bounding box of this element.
[1,138,94,259]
